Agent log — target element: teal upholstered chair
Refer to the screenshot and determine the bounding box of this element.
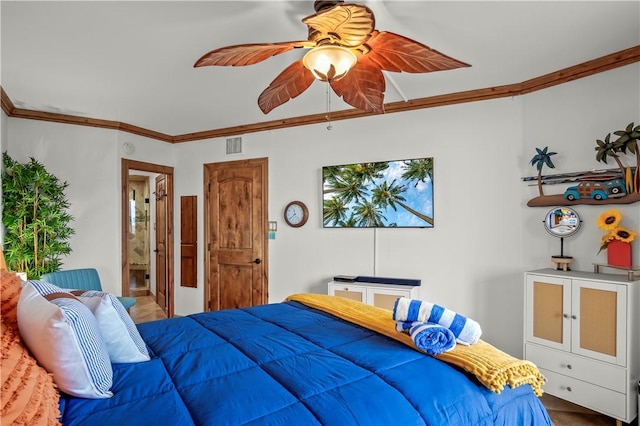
[40,268,136,310]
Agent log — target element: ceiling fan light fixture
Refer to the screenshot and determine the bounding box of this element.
[302,45,357,82]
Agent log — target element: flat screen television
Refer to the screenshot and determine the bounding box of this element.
[322,157,434,228]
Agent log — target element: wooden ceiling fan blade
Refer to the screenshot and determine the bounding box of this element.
[364,31,470,73]
[330,59,385,113]
[194,41,314,67]
[258,60,316,114]
[303,4,375,48]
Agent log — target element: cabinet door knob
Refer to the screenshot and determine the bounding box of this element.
[566,364,572,370]
[571,315,577,320]
[563,314,569,318]
[566,386,572,392]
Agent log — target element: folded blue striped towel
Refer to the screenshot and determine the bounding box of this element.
[396,320,419,333]
[396,321,456,356]
[393,298,482,345]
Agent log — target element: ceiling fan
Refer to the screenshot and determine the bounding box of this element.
[194,0,470,115]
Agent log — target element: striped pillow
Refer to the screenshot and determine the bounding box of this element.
[76,291,150,363]
[28,279,72,296]
[17,281,113,399]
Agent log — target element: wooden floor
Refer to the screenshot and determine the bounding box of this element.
[128,296,638,426]
[129,268,151,297]
[129,295,167,323]
[541,393,637,426]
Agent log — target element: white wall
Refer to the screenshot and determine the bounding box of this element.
[2,122,176,291]
[4,122,122,287]
[4,62,639,357]
[260,98,527,355]
[521,65,640,275]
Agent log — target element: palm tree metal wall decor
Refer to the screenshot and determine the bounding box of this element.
[530,146,557,197]
[596,121,640,193]
[525,122,640,207]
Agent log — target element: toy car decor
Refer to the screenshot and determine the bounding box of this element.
[563,177,627,201]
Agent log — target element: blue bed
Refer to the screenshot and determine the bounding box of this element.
[59,300,551,425]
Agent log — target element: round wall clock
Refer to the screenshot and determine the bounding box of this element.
[284,201,309,227]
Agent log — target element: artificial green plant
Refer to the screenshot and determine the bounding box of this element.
[2,152,74,278]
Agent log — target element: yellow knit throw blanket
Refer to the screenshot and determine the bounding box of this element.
[285,293,545,396]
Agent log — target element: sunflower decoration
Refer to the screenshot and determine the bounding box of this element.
[597,209,637,253]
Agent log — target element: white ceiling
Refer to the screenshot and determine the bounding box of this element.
[2,1,639,137]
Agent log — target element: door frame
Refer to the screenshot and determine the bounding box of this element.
[154,174,169,312]
[121,159,175,318]
[203,157,269,312]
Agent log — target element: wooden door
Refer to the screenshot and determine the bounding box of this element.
[155,175,168,313]
[204,158,268,311]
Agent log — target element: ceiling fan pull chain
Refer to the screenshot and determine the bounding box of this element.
[326,81,333,131]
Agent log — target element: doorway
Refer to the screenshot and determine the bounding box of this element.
[121,159,174,318]
[203,158,268,311]
[128,175,151,297]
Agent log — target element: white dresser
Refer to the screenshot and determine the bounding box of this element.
[328,281,419,311]
[524,268,639,424]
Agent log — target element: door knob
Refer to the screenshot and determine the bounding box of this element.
[249,258,261,264]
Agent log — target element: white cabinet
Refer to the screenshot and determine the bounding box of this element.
[524,269,639,423]
[327,281,419,311]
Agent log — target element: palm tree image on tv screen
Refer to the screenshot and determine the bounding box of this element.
[323,158,434,228]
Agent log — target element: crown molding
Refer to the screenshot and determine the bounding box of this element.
[0,89,174,142]
[2,45,639,144]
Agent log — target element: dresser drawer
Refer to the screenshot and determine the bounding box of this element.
[525,343,625,393]
[539,367,626,420]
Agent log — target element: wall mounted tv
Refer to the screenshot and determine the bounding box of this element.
[322,157,434,228]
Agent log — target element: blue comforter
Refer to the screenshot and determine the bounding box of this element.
[60,301,551,425]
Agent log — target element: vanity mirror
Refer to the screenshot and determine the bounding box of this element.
[543,206,582,270]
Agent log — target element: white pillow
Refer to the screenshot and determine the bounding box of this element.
[77,291,150,363]
[17,281,113,399]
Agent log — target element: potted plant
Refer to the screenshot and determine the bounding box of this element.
[2,152,75,278]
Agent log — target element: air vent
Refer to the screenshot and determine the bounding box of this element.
[226,137,242,154]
